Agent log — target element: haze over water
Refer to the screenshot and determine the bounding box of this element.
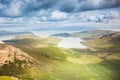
[58,37,87,49]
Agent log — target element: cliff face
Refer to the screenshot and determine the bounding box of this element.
[0,42,38,76]
[0,42,34,67]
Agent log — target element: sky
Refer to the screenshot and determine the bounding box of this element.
[0,0,120,30]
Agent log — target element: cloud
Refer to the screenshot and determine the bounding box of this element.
[51,10,68,20]
[0,0,59,17]
[59,0,78,12]
[59,0,120,12]
[0,7,120,24]
[3,1,24,17]
[0,0,120,29]
[0,0,120,17]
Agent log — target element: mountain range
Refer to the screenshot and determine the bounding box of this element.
[52,30,115,40]
[0,30,120,80]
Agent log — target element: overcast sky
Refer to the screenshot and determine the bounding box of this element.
[0,0,120,30]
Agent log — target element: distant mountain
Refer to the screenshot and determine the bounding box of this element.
[71,30,115,40]
[33,26,96,31]
[4,34,60,49]
[52,33,71,37]
[51,30,115,40]
[0,31,33,37]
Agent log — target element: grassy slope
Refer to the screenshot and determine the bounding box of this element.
[0,76,18,80]
[1,34,120,80]
[4,36,60,49]
[83,32,120,60]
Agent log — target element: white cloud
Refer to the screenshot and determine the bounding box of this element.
[88,16,97,21]
[51,10,68,20]
[41,16,47,21]
[0,7,120,26]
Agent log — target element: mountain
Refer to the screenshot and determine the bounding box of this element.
[0,31,33,41]
[71,30,115,40]
[4,34,60,49]
[0,31,33,36]
[51,30,114,40]
[33,26,96,31]
[103,32,120,41]
[52,33,71,37]
[0,39,67,80]
[1,33,120,80]
[84,32,120,48]
[83,32,120,60]
[0,42,37,77]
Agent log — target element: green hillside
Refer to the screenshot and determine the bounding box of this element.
[1,33,120,80]
[4,35,60,49]
[83,32,120,60]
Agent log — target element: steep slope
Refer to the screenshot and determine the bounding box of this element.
[84,32,120,48]
[3,35,67,61]
[103,32,120,41]
[0,42,37,76]
[83,32,120,60]
[1,35,120,80]
[0,39,68,80]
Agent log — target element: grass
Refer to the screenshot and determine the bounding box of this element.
[0,47,120,80]
[23,47,67,61]
[4,36,60,49]
[0,76,18,80]
[1,35,120,80]
[87,60,120,80]
[13,47,120,80]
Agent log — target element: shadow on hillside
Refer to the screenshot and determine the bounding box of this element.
[87,60,120,80]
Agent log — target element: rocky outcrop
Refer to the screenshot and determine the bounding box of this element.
[0,42,34,67]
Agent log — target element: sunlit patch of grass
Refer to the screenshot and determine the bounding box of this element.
[67,55,103,64]
[2,34,120,80]
[0,76,18,80]
[81,55,103,64]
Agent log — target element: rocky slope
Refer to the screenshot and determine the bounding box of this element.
[0,41,37,76]
[0,42,34,66]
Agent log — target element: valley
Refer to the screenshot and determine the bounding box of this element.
[0,30,120,80]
